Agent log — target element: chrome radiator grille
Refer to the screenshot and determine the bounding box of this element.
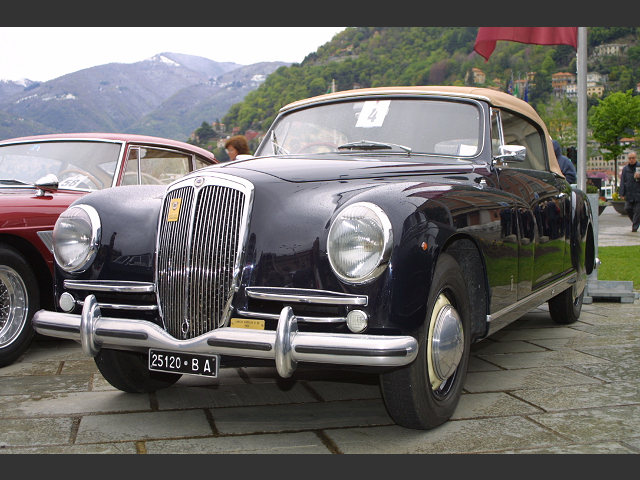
[156,177,249,339]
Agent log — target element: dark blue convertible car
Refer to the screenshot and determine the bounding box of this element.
[32,86,596,429]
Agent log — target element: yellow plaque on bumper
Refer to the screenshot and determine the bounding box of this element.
[230,318,265,330]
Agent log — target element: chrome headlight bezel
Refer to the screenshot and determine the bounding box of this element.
[327,202,393,284]
[53,204,101,273]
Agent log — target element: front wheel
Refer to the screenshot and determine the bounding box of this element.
[95,349,181,393]
[0,245,39,367]
[380,253,471,429]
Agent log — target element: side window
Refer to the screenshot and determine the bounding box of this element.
[121,147,140,185]
[141,148,193,184]
[194,155,210,170]
[499,110,547,171]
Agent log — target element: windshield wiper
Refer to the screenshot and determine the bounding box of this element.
[0,179,31,186]
[337,140,412,155]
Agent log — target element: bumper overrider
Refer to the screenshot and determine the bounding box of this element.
[32,294,419,378]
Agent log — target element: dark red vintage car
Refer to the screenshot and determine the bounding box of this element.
[0,133,216,366]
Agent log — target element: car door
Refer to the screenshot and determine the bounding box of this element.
[491,108,568,298]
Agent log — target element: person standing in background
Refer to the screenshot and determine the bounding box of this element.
[224,135,252,161]
[552,139,577,184]
[619,151,640,232]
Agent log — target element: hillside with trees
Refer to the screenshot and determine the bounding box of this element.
[215,27,640,158]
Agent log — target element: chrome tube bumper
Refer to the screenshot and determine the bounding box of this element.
[32,295,419,378]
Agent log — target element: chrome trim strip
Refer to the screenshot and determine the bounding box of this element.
[75,299,158,312]
[64,280,155,293]
[245,287,367,306]
[487,273,577,336]
[37,230,54,254]
[236,309,346,324]
[32,298,419,376]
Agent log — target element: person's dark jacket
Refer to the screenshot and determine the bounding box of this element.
[620,162,640,203]
[552,140,577,184]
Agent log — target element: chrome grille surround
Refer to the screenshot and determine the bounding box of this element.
[155,173,254,339]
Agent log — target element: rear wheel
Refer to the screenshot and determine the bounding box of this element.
[380,253,471,429]
[0,245,39,367]
[95,349,181,393]
[548,284,584,324]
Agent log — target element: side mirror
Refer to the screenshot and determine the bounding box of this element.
[34,173,59,196]
[493,145,526,165]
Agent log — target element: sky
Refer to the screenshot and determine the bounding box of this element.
[0,27,346,82]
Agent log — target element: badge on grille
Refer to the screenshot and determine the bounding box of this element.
[181,318,190,338]
[194,177,205,188]
[167,198,182,222]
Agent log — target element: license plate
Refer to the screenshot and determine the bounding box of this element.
[148,349,219,378]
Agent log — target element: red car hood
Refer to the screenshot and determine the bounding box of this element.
[0,188,86,230]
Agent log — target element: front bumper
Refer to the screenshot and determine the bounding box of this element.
[32,294,419,377]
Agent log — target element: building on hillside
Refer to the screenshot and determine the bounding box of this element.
[471,68,485,85]
[593,43,628,57]
[552,72,576,97]
[587,85,605,98]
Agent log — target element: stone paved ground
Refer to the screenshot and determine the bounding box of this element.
[1,298,638,454]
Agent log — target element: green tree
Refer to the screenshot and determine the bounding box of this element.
[538,97,578,147]
[193,121,216,144]
[589,89,640,188]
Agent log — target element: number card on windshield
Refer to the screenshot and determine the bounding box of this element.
[356,100,391,128]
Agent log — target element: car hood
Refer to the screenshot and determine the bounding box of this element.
[214,155,480,182]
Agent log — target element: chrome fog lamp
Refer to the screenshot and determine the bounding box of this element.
[53,204,101,273]
[346,309,368,333]
[327,202,393,284]
[58,292,76,312]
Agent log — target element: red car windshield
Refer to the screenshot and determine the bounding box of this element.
[0,140,122,191]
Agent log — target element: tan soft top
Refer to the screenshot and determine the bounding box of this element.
[281,86,561,175]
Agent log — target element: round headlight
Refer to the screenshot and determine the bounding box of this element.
[327,202,393,284]
[53,205,101,273]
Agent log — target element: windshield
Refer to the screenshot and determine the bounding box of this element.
[256,98,483,158]
[0,140,122,191]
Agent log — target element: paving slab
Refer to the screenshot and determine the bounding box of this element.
[155,381,319,410]
[511,382,640,411]
[0,442,138,454]
[464,366,601,393]
[475,349,612,370]
[210,399,393,435]
[452,392,543,419]
[324,417,565,454]
[0,390,151,417]
[144,431,331,454]
[0,417,74,447]
[530,405,640,444]
[75,410,213,443]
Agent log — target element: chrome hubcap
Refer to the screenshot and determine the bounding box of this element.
[427,293,464,390]
[0,266,29,348]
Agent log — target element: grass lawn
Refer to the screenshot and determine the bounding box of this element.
[596,245,640,290]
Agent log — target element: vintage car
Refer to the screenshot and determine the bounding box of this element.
[32,87,596,429]
[0,133,216,366]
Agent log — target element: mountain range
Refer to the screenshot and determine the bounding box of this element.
[0,52,289,142]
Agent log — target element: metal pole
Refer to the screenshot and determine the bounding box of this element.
[577,27,587,193]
